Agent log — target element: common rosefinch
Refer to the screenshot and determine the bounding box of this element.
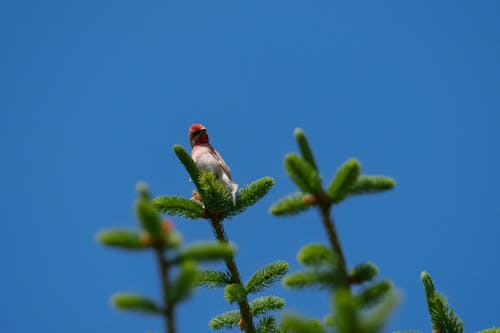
[189,123,238,205]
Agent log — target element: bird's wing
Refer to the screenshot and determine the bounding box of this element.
[209,145,232,180]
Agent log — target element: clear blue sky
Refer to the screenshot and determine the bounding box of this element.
[1,1,499,332]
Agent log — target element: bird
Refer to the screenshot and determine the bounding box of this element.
[189,123,238,205]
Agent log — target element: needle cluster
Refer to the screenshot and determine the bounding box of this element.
[96,183,234,333]
[270,128,398,333]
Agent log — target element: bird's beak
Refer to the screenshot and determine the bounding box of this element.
[191,128,206,139]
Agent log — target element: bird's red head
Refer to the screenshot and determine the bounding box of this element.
[189,123,209,147]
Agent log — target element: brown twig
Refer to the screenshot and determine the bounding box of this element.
[154,244,176,333]
[209,217,256,333]
[318,199,349,289]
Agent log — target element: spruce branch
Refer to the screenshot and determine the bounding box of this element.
[136,183,164,240]
[297,243,337,267]
[294,128,318,171]
[284,153,323,194]
[420,271,464,333]
[168,261,198,304]
[427,293,464,333]
[349,263,379,285]
[225,283,248,304]
[197,269,232,289]
[209,310,242,330]
[256,316,279,333]
[96,229,147,250]
[174,242,234,264]
[153,195,206,219]
[326,158,361,204]
[199,172,234,216]
[283,270,340,290]
[359,291,400,333]
[173,145,201,192]
[111,293,162,315]
[331,288,360,333]
[274,128,400,333]
[349,175,395,195]
[137,183,177,333]
[249,296,286,317]
[164,230,183,249]
[281,314,326,333]
[269,192,312,216]
[421,271,436,305]
[229,177,275,217]
[245,261,289,294]
[274,129,395,293]
[357,280,392,308]
[98,183,232,333]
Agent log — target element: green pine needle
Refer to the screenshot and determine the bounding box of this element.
[256,316,279,333]
[136,181,151,199]
[420,271,436,303]
[176,242,234,263]
[326,158,361,204]
[197,269,231,289]
[152,195,205,219]
[332,288,359,333]
[349,263,380,284]
[96,229,147,250]
[297,243,337,267]
[294,128,318,171]
[283,270,340,290]
[198,172,234,216]
[421,271,464,333]
[427,293,464,333]
[281,314,326,333]
[284,153,323,194]
[349,175,395,195]
[209,310,241,330]
[479,328,500,333]
[224,283,247,304]
[169,261,198,304]
[111,293,162,315]
[136,193,163,240]
[250,296,286,317]
[269,192,313,216]
[357,280,392,308]
[173,145,201,191]
[245,261,289,294]
[229,177,275,217]
[360,291,400,333]
[164,230,183,249]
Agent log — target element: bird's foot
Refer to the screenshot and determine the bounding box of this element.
[191,190,203,202]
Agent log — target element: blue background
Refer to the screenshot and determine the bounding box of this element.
[2,1,499,332]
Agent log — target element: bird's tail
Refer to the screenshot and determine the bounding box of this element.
[230,182,238,206]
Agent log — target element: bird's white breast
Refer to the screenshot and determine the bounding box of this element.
[192,146,222,177]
